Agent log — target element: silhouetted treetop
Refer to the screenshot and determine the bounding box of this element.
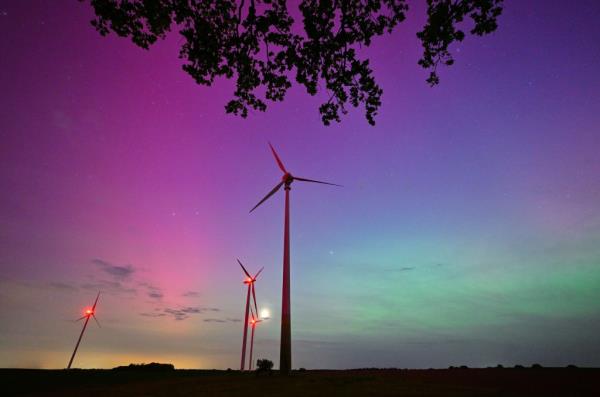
[82,0,503,125]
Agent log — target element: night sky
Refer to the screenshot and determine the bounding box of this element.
[1,1,600,369]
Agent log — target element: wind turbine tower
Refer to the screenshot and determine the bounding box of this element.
[250,143,340,373]
[248,304,263,370]
[237,259,263,371]
[67,292,101,369]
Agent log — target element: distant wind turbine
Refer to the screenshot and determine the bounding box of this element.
[248,299,264,370]
[238,259,263,371]
[250,143,340,373]
[67,292,101,369]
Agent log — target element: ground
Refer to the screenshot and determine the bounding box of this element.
[3,368,599,396]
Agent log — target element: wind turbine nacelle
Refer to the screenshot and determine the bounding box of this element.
[282,172,293,184]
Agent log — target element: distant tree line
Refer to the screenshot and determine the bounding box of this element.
[112,362,175,371]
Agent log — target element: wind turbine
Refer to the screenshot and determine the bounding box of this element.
[67,292,101,369]
[248,307,263,371]
[238,259,263,371]
[250,143,340,373]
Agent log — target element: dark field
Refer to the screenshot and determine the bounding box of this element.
[3,367,599,397]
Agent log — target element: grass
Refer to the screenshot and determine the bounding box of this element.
[3,367,599,397]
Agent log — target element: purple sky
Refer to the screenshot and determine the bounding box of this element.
[1,0,600,369]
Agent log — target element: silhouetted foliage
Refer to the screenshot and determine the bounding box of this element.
[567,364,578,369]
[112,362,175,371]
[496,364,504,369]
[256,358,274,373]
[514,364,524,369]
[531,363,542,369]
[81,0,503,126]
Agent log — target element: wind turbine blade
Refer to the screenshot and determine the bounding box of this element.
[237,259,252,278]
[92,291,100,311]
[92,314,101,328]
[76,316,86,322]
[249,182,283,213]
[268,142,287,173]
[254,267,264,279]
[251,284,258,317]
[293,176,342,187]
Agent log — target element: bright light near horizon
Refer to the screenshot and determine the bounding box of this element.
[260,308,270,319]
